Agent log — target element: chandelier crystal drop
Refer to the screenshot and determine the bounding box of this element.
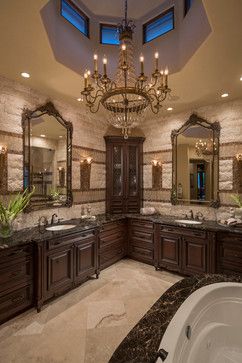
[81,0,171,138]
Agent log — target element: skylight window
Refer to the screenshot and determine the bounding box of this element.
[61,0,89,38]
[143,7,174,44]
[184,0,194,16]
[100,24,120,45]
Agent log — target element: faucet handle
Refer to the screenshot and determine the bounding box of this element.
[195,212,205,221]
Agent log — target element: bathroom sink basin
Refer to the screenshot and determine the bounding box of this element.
[46,224,77,232]
[175,220,202,225]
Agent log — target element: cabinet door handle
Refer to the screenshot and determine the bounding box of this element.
[53,241,62,246]
[7,249,24,257]
[11,295,24,304]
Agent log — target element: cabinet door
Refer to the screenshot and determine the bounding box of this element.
[126,144,140,213]
[74,239,97,283]
[46,245,74,296]
[109,143,125,213]
[182,237,207,274]
[159,234,181,272]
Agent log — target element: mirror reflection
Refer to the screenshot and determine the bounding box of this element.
[27,114,67,206]
[23,103,72,211]
[172,114,220,207]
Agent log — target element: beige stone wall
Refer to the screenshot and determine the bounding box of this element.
[141,98,242,218]
[0,75,108,228]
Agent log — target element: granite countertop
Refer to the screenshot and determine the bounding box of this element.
[109,273,241,363]
[1,213,242,249]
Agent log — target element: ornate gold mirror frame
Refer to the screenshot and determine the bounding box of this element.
[171,113,221,208]
[22,102,73,211]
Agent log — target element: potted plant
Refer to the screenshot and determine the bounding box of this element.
[231,194,242,219]
[0,187,35,238]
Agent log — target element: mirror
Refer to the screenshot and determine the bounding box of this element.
[171,113,220,207]
[22,102,73,211]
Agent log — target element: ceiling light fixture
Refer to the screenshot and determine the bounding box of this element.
[77,97,83,102]
[40,134,46,138]
[221,93,229,98]
[240,76,242,81]
[81,0,171,139]
[167,107,173,111]
[21,72,30,78]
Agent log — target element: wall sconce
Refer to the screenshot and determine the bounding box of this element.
[81,157,93,164]
[0,146,7,154]
[151,159,161,167]
[236,153,242,161]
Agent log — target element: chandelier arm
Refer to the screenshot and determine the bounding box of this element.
[88,96,102,113]
[149,101,160,114]
[86,89,105,103]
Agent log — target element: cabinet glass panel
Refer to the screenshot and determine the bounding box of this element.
[112,145,123,196]
[128,146,138,196]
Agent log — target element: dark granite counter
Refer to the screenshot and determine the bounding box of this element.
[109,273,241,363]
[1,212,242,249]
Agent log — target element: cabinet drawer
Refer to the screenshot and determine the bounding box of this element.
[101,221,126,233]
[0,244,32,265]
[160,225,207,239]
[218,241,242,272]
[47,230,96,250]
[100,241,125,269]
[100,234,125,251]
[130,229,153,243]
[129,244,153,264]
[0,284,33,324]
[0,258,33,295]
[130,219,154,231]
[129,237,153,251]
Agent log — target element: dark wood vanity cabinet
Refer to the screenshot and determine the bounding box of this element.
[99,220,127,270]
[217,232,242,275]
[128,219,154,264]
[36,229,98,310]
[155,225,212,275]
[105,136,144,214]
[0,244,34,324]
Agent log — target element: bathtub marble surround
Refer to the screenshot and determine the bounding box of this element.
[0,259,181,363]
[109,273,241,363]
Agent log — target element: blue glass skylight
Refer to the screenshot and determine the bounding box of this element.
[61,0,89,37]
[143,8,174,43]
[184,0,194,15]
[100,24,120,45]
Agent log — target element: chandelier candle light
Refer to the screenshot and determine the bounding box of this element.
[81,0,171,138]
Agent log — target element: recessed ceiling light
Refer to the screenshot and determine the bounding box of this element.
[40,134,46,138]
[59,136,63,138]
[77,98,82,102]
[221,93,229,98]
[240,76,242,81]
[167,107,173,111]
[21,72,30,78]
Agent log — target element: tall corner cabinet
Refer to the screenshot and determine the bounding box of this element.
[105,136,145,214]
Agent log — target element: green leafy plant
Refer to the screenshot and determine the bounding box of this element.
[0,187,35,237]
[231,194,242,208]
[49,189,60,200]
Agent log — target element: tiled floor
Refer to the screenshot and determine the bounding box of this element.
[0,259,181,363]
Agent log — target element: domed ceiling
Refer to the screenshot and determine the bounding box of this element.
[0,0,242,114]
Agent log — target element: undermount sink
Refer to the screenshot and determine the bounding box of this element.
[46,224,77,232]
[175,219,203,225]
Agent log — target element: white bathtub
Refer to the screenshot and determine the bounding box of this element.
[157,282,242,363]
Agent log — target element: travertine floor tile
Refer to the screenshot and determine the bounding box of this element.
[0,259,181,363]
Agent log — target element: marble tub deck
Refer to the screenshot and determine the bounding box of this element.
[0,259,182,363]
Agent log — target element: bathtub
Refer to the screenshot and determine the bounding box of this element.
[157,282,242,363]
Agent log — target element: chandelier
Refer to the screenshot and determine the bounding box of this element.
[81,0,171,138]
[195,139,217,158]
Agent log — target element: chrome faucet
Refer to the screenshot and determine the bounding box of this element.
[187,210,194,220]
[195,211,205,221]
[51,213,58,225]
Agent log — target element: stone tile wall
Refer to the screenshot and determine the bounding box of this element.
[141,99,242,218]
[0,75,108,229]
